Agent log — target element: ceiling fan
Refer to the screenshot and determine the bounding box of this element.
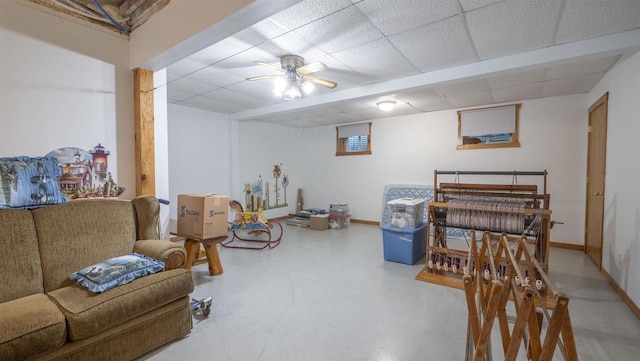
[246,55,338,100]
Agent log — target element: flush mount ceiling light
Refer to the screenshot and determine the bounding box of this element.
[377,100,397,111]
[247,55,338,100]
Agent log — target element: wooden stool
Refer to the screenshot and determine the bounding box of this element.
[180,235,228,276]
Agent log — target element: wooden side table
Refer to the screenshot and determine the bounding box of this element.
[180,235,229,276]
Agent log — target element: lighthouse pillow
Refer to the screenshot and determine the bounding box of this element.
[0,156,68,209]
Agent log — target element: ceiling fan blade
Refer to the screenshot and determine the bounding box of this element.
[246,74,280,81]
[303,75,337,89]
[297,61,327,74]
[254,61,284,72]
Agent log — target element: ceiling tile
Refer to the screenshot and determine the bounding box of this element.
[486,69,546,89]
[168,77,217,96]
[256,32,326,61]
[389,16,478,72]
[556,0,640,44]
[491,82,543,103]
[346,107,389,120]
[356,0,460,36]
[270,0,354,31]
[436,79,490,96]
[331,38,420,82]
[540,73,605,98]
[396,88,453,112]
[180,95,246,113]
[185,66,246,88]
[296,105,341,117]
[215,53,281,79]
[276,119,315,128]
[167,58,208,77]
[188,37,255,65]
[304,116,342,127]
[226,80,282,102]
[465,0,563,59]
[295,5,384,53]
[234,20,287,46]
[544,55,621,80]
[331,100,370,113]
[298,55,370,88]
[445,90,494,108]
[202,88,272,109]
[167,88,194,102]
[325,112,363,122]
[459,0,503,12]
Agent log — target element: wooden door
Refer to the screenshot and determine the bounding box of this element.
[585,93,608,268]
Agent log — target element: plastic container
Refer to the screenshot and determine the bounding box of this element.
[381,223,427,265]
[387,198,425,229]
[329,214,351,229]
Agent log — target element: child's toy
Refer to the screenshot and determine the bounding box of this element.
[222,200,283,250]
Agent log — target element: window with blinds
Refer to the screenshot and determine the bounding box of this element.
[336,122,372,156]
[457,104,521,150]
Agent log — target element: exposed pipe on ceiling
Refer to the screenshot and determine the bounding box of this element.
[90,0,130,34]
[51,0,131,34]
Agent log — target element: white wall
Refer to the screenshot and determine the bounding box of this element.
[588,50,640,306]
[167,104,232,232]
[0,0,135,199]
[287,95,588,246]
[230,121,304,219]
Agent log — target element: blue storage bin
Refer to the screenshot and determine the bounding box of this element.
[381,223,427,265]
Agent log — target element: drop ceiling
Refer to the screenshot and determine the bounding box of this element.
[162,0,640,128]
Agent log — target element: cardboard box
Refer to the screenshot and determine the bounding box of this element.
[381,223,427,265]
[310,214,329,231]
[177,194,229,239]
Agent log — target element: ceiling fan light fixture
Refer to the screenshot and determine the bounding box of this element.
[377,100,396,111]
[302,81,314,95]
[273,77,286,97]
[283,80,303,100]
[250,54,337,100]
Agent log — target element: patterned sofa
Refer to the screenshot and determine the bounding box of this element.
[0,196,194,361]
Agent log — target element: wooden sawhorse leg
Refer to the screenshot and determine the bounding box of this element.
[183,236,228,276]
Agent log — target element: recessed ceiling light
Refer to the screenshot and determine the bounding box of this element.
[377,100,396,111]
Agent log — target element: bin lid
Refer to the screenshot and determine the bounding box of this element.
[387,197,425,206]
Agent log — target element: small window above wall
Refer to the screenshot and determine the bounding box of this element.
[336,122,372,156]
[457,104,521,150]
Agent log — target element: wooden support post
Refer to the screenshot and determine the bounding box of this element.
[134,68,155,196]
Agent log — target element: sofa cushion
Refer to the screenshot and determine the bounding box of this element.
[131,195,161,240]
[70,253,165,293]
[31,198,138,292]
[0,209,44,303]
[48,268,194,341]
[0,294,66,360]
[0,156,68,209]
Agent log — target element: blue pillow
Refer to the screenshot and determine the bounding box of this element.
[0,156,68,209]
[70,253,165,293]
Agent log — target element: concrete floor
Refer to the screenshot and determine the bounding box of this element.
[138,223,640,361]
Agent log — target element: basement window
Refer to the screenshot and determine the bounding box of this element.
[457,104,521,150]
[336,123,372,156]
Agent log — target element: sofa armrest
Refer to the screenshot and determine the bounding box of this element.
[134,240,186,270]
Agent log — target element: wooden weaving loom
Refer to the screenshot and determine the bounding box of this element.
[416,170,552,289]
[463,232,577,361]
[414,171,577,360]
